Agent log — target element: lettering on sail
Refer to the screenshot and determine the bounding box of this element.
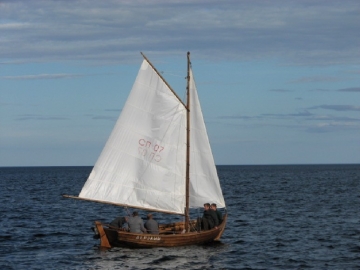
[138,139,164,162]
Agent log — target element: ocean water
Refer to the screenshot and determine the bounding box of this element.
[1,164,360,269]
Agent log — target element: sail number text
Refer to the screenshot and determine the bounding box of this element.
[138,139,164,162]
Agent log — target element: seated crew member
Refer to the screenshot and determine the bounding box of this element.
[127,211,147,233]
[144,213,159,234]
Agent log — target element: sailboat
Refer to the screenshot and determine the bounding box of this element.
[64,52,227,248]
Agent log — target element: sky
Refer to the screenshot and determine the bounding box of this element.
[1,0,360,166]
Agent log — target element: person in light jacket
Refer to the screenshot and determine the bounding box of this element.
[144,213,159,234]
[127,211,147,233]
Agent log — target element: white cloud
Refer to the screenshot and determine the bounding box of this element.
[307,121,360,133]
[1,0,359,65]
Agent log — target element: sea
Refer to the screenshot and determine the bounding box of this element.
[1,164,360,269]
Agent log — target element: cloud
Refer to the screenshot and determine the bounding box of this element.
[289,76,342,84]
[306,122,360,133]
[85,111,119,121]
[309,87,360,92]
[15,114,69,121]
[219,109,360,133]
[220,110,314,120]
[311,89,333,92]
[307,115,360,122]
[266,111,314,118]
[346,70,360,75]
[1,0,359,65]
[92,116,117,121]
[337,87,360,92]
[2,73,84,80]
[219,115,259,120]
[104,109,121,112]
[217,113,360,134]
[310,105,360,112]
[269,89,293,92]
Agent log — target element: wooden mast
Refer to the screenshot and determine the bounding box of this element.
[185,51,191,232]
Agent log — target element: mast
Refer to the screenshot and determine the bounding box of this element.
[185,52,191,231]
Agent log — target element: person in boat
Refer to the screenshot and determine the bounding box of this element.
[210,203,223,224]
[144,213,159,234]
[109,216,128,229]
[127,211,147,233]
[199,203,219,230]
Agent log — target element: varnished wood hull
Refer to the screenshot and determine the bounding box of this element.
[95,214,227,248]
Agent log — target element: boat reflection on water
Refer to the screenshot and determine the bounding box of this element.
[85,242,228,269]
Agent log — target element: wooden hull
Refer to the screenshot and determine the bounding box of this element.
[95,214,227,248]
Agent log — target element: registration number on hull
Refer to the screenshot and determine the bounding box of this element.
[135,235,161,241]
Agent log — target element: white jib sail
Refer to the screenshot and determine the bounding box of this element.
[79,60,187,214]
[188,67,226,209]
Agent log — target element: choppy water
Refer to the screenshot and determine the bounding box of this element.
[1,165,360,269]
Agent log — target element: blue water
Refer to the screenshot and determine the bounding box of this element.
[1,165,360,269]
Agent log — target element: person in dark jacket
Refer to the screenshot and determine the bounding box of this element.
[211,203,223,224]
[109,216,127,229]
[201,203,219,230]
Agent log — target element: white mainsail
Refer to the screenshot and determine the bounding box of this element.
[79,55,226,215]
[79,60,187,214]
